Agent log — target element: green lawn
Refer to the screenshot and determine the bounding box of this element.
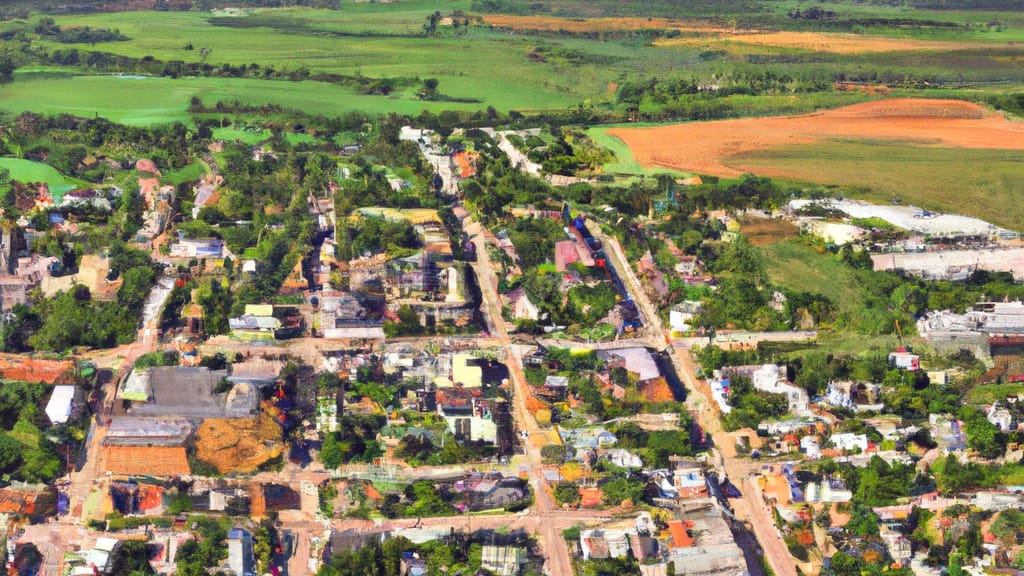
[966,382,1024,405]
[212,126,272,144]
[728,140,1024,232]
[0,157,75,191]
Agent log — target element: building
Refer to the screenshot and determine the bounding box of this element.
[987,402,1015,431]
[742,364,810,417]
[227,528,256,576]
[829,433,869,453]
[44,385,81,425]
[669,301,702,335]
[480,545,526,576]
[118,366,257,418]
[505,287,539,321]
[580,528,632,560]
[880,527,912,568]
[169,235,231,259]
[888,350,920,371]
[824,381,883,412]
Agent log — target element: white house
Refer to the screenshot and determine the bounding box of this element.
[753,364,810,417]
[800,436,821,459]
[829,433,869,453]
[987,402,1014,431]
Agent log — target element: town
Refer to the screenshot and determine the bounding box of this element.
[0,2,1023,576]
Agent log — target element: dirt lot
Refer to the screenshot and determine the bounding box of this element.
[655,30,988,54]
[740,217,800,247]
[194,413,283,474]
[607,99,1024,178]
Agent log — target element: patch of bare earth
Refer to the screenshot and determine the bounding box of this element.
[607,98,1024,178]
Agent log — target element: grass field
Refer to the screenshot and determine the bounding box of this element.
[0,157,75,191]
[729,140,1024,232]
[759,238,899,337]
[2,72,556,125]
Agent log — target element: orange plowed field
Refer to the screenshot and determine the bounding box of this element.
[606,99,1024,178]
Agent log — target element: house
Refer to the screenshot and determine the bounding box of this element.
[829,433,869,453]
[662,508,748,576]
[888,349,920,371]
[745,364,810,416]
[227,528,256,576]
[800,436,821,459]
[824,381,883,412]
[880,527,912,568]
[987,402,1014,431]
[669,301,702,335]
[44,385,81,425]
[580,528,631,560]
[603,448,643,469]
[480,545,526,575]
[67,538,121,576]
[170,235,230,259]
[929,413,967,452]
[505,287,539,321]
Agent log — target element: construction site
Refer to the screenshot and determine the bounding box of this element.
[917,301,1024,359]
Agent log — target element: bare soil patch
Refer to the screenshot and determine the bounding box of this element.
[607,99,1024,178]
[740,217,800,247]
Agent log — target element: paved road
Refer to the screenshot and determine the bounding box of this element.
[594,222,799,576]
[465,216,576,576]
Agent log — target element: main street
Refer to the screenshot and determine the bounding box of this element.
[465,215,576,576]
[591,225,799,576]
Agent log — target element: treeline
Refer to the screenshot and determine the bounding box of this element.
[37,47,415,95]
[0,0,339,21]
[29,17,127,43]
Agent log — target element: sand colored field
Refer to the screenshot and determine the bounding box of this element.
[606,99,1024,178]
[481,14,991,54]
[655,30,987,54]
[195,413,283,474]
[481,14,730,34]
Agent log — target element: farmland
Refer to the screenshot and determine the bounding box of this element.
[606,99,1024,229]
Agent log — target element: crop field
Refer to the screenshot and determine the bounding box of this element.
[733,141,1024,233]
[607,98,1024,170]
[655,31,993,54]
[608,99,1024,229]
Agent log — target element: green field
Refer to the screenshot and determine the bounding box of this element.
[728,140,1024,232]
[0,157,76,192]
[2,72,540,125]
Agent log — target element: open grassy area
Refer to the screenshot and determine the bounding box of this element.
[761,239,863,316]
[728,140,1024,232]
[0,157,76,190]
[966,382,1024,405]
[1,72,538,125]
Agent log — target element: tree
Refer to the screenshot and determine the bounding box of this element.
[0,434,22,472]
[319,432,344,470]
[554,481,580,506]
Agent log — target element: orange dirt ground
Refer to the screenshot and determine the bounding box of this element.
[607,99,1024,178]
[480,14,998,54]
[655,30,990,54]
[194,414,283,474]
